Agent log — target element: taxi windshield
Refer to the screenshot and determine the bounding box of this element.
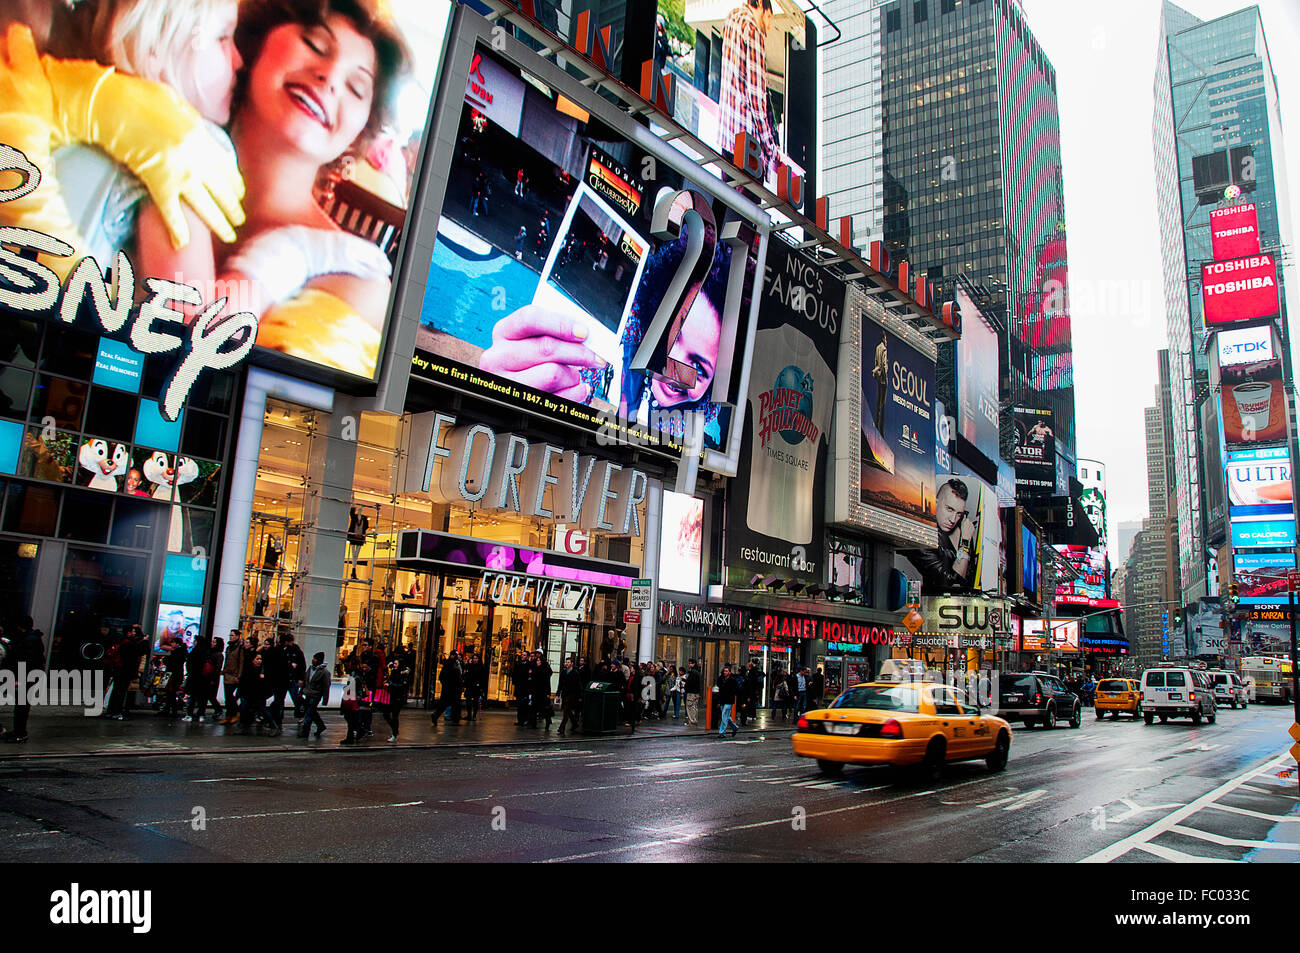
[830,686,920,713]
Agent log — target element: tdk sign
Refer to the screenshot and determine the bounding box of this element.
[1218,325,1272,367]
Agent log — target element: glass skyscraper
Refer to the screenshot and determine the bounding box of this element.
[1152,1,1294,605]
[820,0,1076,476]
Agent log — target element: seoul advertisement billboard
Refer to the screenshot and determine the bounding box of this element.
[1201,254,1281,327]
[955,285,999,464]
[0,0,455,385]
[860,315,937,537]
[412,41,766,464]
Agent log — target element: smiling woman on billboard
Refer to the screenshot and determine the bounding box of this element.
[0,0,449,380]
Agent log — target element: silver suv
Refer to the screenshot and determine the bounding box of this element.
[1141,666,1217,725]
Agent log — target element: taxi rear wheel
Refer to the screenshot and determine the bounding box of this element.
[816,759,844,777]
[986,731,1010,772]
[1095,707,1105,720]
[920,738,945,783]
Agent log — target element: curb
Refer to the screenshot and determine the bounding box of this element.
[0,726,799,762]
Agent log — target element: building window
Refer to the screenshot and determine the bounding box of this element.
[942,0,958,12]
[914,0,928,24]
[886,8,902,32]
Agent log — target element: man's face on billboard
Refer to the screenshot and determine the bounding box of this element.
[935,484,967,535]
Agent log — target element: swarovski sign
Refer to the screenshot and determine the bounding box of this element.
[406,412,649,535]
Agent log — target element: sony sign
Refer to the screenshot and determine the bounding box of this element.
[1217,324,1273,367]
[405,412,649,535]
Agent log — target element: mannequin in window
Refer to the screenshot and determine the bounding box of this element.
[347,507,370,580]
[255,535,282,616]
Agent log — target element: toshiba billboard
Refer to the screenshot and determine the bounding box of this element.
[1201,254,1281,326]
[1209,203,1261,260]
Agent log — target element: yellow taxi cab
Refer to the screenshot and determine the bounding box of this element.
[792,680,1012,781]
[1093,677,1142,719]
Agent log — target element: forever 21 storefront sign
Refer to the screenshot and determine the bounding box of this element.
[406,412,650,535]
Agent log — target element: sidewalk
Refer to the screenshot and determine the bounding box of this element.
[0,705,798,760]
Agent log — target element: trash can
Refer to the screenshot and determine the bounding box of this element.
[581,681,621,735]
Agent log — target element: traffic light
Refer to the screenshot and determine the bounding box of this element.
[1173,608,1182,626]
[1228,581,1239,599]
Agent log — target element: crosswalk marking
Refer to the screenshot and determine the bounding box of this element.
[1167,824,1300,851]
[1203,802,1300,822]
[1133,842,1238,864]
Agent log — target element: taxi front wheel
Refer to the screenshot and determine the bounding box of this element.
[986,732,1010,772]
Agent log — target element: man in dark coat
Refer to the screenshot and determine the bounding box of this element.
[557,657,583,735]
[261,638,289,736]
[530,652,553,729]
[281,633,307,719]
[1,617,45,743]
[431,652,462,727]
[105,624,148,720]
[462,653,487,722]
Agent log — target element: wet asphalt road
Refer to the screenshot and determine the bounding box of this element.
[0,704,1295,863]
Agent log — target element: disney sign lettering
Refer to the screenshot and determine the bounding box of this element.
[0,145,256,421]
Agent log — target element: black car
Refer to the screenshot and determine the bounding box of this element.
[997,673,1082,729]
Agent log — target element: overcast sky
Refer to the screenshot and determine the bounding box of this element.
[1018,0,1300,567]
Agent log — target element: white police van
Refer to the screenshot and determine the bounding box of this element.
[1141,664,1217,725]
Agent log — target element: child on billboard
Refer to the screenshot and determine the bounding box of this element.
[0,0,425,379]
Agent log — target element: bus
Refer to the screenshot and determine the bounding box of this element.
[1241,656,1294,703]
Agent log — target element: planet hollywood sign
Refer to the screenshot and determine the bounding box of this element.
[762,612,900,647]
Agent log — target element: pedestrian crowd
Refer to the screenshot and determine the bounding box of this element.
[2,615,828,746]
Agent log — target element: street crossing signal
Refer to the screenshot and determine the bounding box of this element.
[1228,581,1239,599]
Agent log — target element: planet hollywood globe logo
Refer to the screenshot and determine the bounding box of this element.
[773,365,815,446]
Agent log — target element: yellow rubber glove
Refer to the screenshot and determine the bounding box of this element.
[256,288,381,378]
[0,24,86,278]
[42,54,245,249]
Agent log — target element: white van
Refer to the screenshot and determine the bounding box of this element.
[1141,665,1217,725]
[1207,671,1248,709]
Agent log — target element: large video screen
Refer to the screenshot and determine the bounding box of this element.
[0,0,453,383]
[897,469,1001,598]
[413,44,764,458]
[655,1,811,190]
[1219,348,1284,446]
[955,285,999,463]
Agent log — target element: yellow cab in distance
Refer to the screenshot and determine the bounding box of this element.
[792,679,1013,782]
[1093,677,1142,719]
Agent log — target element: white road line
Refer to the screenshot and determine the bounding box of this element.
[977,789,1047,811]
[540,777,987,862]
[1167,824,1300,851]
[1241,783,1299,798]
[1132,842,1238,864]
[1079,750,1293,863]
[461,769,748,801]
[1203,802,1300,822]
[135,799,425,826]
[192,777,271,783]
